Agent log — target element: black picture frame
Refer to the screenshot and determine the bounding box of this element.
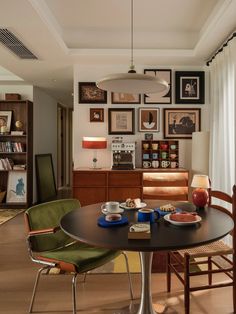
[90,108,104,122]
[163,108,201,139]
[35,154,57,203]
[108,108,135,135]
[78,82,107,104]
[144,69,172,104]
[175,71,205,104]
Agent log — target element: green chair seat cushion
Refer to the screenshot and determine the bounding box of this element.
[39,241,121,273]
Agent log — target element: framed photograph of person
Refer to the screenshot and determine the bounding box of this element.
[144,69,172,104]
[175,71,205,104]
[78,82,107,104]
[163,108,201,139]
[108,108,135,135]
[0,110,12,133]
[111,92,141,104]
[6,170,27,203]
[90,108,104,122]
[139,108,160,132]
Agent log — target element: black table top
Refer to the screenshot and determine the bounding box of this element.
[60,201,234,252]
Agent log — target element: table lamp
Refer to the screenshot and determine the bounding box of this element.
[82,137,107,168]
[191,174,210,209]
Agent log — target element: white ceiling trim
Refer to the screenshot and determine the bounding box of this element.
[28,0,68,55]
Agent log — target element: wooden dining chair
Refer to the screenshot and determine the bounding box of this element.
[25,199,134,314]
[166,185,236,314]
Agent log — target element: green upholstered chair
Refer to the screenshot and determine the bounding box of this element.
[25,199,133,313]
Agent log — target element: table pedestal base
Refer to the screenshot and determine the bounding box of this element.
[137,252,157,314]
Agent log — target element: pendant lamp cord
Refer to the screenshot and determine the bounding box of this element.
[129,0,136,73]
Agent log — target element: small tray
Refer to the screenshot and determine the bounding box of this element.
[97,216,129,228]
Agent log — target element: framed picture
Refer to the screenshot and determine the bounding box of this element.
[144,69,172,104]
[90,108,104,122]
[108,108,135,135]
[0,110,12,133]
[163,108,201,139]
[175,71,205,104]
[78,82,107,104]
[111,92,141,104]
[6,170,27,203]
[139,108,160,132]
[145,133,153,140]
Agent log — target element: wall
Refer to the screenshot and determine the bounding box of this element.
[73,64,210,170]
[0,85,33,101]
[33,87,58,202]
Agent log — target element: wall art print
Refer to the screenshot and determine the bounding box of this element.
[144,69,172,104]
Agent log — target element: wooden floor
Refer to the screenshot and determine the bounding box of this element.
[0,213,234,314]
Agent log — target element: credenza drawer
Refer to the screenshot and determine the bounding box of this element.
[73,172,107,187]
[108,172,142,186]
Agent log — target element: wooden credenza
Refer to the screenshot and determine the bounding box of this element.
[73,168,189,206]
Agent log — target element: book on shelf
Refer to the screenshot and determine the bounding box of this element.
[0,158,13,170]
[13,164,26,170]
[10,131,24,135]
[0,141,25,153]
[128,222,151,239]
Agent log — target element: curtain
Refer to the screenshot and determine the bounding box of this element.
[209,38,236,195]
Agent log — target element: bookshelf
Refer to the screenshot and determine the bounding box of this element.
[0,100,33,208]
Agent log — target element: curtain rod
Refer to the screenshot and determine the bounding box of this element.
[206,32,236,66]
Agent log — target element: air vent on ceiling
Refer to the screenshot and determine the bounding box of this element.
[0,29,38,59]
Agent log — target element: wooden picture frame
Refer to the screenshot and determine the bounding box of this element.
[90,108,104,122]
[6,170,27,203]
[163,108,201,139]
[144,69,172,104]
[78,82,107,104]
[111,92,141,104]
[0,110,12,133]
[108,108,135,135]
[139,108,160,132]
[175,71,205,104]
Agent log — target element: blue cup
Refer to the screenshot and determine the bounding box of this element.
[152,153,158,159]
[138,208,155,223]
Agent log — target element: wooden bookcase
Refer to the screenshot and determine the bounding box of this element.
[0,100,33,208]
[142,140,179,169]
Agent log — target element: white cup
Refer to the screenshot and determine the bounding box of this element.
[101,201,120,213]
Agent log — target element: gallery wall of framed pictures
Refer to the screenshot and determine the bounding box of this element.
[77,69,204,140]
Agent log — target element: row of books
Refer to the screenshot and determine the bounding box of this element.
[0,158,26,171]
[0,141,25,153]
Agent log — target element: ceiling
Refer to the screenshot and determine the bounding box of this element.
[0,0,236,106]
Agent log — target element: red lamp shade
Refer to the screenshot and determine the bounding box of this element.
[82,137,107,149]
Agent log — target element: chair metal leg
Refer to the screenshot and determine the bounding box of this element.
[29,266,49,313]
[122,252,134,300]
[167,252,171,292]
[72,273,78,314]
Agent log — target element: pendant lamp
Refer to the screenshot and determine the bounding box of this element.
[96,0,168,94]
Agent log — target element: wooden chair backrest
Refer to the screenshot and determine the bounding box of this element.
[209,185,236,240]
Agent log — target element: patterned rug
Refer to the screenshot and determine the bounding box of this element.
[0,209,24,225]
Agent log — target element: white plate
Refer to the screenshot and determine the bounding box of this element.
[102,208,124,215]
[119,202,147,210]
[164,214,202,226]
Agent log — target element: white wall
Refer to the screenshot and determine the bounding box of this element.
[0,85,33,101]
[33,87,58,202]
[73,64,210,170]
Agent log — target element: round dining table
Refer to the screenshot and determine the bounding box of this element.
[60,201,234,314]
